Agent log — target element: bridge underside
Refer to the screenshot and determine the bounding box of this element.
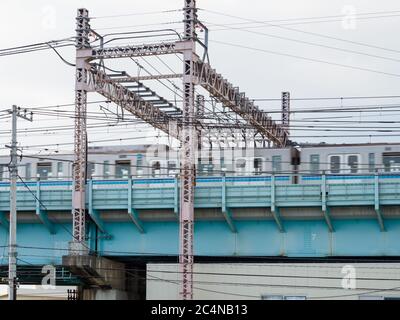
[2,209,400,268]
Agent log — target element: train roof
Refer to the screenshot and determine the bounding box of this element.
[298,142,400,148]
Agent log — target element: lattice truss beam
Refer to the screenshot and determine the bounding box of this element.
[80,44,288,147]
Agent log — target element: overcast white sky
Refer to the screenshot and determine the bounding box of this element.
[1,0,400,154]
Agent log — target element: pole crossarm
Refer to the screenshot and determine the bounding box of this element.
[86,67,181,139]
[195,61,289,147]
[89,42,179,59]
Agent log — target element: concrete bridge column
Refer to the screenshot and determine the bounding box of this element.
[62,255,143,300]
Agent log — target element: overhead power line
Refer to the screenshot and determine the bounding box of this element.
[203,9,400,55]
[210,39,400,78]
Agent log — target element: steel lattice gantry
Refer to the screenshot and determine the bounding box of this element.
[70,1,288,299]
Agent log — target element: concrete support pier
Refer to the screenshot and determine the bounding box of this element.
[62,255,141,300]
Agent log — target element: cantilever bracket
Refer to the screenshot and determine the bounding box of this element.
[374,174,385,232]
[36,181,56,234]
[322,207,334,233]
[321,174,334,232]
[270,175,285,232]
[271,207,285,233]
[128,207,145,234]
[88,180,106,233]
[221,176,237,233]
[128,178,145,233]
[222,208,237,233]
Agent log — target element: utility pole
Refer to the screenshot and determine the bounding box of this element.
[7,105,32,300]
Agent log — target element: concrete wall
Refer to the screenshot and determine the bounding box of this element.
[147,263,400,300]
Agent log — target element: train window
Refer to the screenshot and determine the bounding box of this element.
[329,156,341,174]
[37,162,52,180]
[25,163,31,180]
[208,157,214,176]
[0,164,5,181]
[198,160,213,176]
[383,153,400,172]
[103,161,110,179]
[136,155,143,177]
[368,153,375,173]
[167,161,177,177]
[198,159,205,175]
[151,161,161,177]
[254,158,263,175]
[115,160,131,179]
[87,162,95,179]
[57,162,63,178]
[347,155,359,174]
[310,154,320,174]
[220,156,227,172]
[235,159,246,175]
[272,156,282,173]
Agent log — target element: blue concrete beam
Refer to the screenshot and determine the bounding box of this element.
[35,181,56,234]
[0,211,9,230]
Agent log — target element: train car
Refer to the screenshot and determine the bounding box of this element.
[298,142,400,184]
[1,142,400,183]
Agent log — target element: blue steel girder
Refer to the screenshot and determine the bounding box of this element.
[0,211,9,230]
[221,175,237,233]
[88,180,106,233]
[374,174,385,232]
[35,181,56,234]
[128,178,145,233]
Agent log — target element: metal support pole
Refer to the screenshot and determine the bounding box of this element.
[70,8,91,255]
[179,0,198,300]
[7,106,32,300]
[8,105,18,300]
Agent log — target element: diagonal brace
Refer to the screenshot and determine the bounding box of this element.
[128,207,145,234]
[36,182,56,234]
[374,174,385,232]
[88,180,106,233]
